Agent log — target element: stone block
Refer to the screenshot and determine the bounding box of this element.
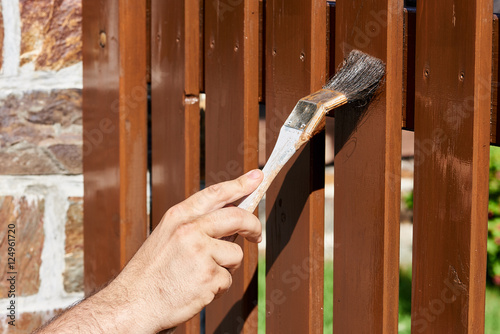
[48,144,82,174]
[19,0,82,71]
[0,89,82,175]
[64,196,83,293]
[0,196,44,297]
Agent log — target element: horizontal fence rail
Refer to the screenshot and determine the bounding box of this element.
[82,0,494,333]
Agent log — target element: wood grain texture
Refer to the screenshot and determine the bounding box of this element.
[82,0,148,294]
[204,0,259,332]
[265,1,326,332]
[150,0,200,332]
[411,0,491,333]
[333,0,403,333]
[402,10,500,149]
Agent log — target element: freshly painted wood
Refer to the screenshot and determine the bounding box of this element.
[412,0,491,332]
[151,0,200,332]
[265,0,326,332]
[401,9,500,149]
[333,0,403,333]
[82,0,148,294]
[203,0,260,332]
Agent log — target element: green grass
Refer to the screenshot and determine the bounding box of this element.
[324,260,334,332]
[258,259,500,333]
[485,284,500,333]
[258,257,266,333]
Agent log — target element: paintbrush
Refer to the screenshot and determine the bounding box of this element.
[237,50,385,213]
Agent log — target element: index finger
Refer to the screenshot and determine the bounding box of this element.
[179,169,263,219]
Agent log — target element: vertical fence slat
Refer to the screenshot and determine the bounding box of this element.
[265,1,326,333]
[411,1,491,332]
[82,0,148,294]
[151,0,200,332]
[204,1,259,332]
[333,1,403,333]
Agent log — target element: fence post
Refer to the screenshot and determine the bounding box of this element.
[203,0,260,332]
[151,0,201,332]
[332,0,403,333]
[411,1,492,332]
[82,0,148,293]
[265,1,326,332]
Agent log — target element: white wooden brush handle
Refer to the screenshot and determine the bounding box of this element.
[238,126,303,212]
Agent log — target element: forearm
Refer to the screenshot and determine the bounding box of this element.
[35,280,155,334]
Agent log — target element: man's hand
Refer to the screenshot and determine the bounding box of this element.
[118,169,264,331]
[36,169,263,333]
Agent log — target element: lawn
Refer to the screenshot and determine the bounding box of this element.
[258,259,500,333]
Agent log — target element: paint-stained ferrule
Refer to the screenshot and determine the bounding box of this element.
[284,88,348,138]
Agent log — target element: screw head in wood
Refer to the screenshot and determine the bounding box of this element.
[99,31,107,48]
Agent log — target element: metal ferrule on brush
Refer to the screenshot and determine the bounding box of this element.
[284,88,348,139]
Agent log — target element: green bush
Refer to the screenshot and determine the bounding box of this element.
[488,147,500,286]
[403,147,500,286]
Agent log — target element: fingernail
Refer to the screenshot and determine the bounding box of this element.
[246,169,261,179]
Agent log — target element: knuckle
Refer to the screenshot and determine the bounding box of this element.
[198,262,215,287]
[237,176,247,190]
[225,272,233,290]
[251,215,262,234]
[226,207,244,222]
[232,244,244,264]
[206,184,222,197]
[165,203,185,220]
[215,271,232,296]
[176,221,196,235]
[174,222,204,252]
[201,290,215,305]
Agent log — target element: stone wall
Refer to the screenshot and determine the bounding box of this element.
[0,0,83,332]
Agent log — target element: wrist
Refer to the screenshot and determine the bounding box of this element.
[111,259,183,333]
[93,278,158,333]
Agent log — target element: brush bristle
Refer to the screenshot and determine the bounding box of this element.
[324,50,385,102]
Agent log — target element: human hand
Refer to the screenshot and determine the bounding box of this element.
[112,169,264,332]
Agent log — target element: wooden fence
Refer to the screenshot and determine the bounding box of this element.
[82,0,495,332]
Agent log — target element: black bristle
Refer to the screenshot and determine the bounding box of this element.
[324,50,386,102]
